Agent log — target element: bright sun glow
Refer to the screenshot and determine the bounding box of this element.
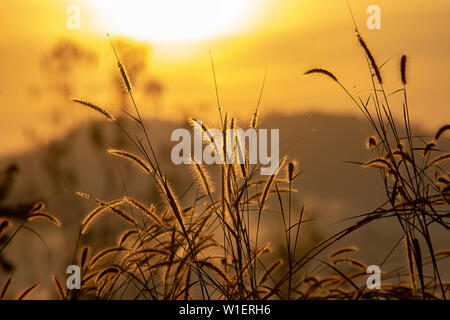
[88,0,263,43]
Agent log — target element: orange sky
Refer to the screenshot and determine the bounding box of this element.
[1,0,449,156]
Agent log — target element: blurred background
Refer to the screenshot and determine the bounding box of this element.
[0,0,449,298]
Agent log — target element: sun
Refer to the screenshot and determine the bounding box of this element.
[87,0,264,43]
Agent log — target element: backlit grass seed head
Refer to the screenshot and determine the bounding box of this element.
[357,34,383,84]
[303,276,319,285]
[161,180,184,230]
[362,158,393,171]
[332,258,367,270]
[330,247,358,258]
[367,136,377,149]
[108,149,152,174]
[0,220,10,236]
[90,247,128,267]
[236,141,247,178]
[251,109,259,129]
[17,284,39,300]
[27,212,61,227]
[436,175,449,185]
[434,124,450,141]
[118,61,132,92]
[71,99,115,121]
[429,153,450,167]
[401,55,407,85]
[190,156,214,195]
[76,191,91,200]
[123,248,170,265]
[81,199,133,234]
[392,149,413,165]
[30,201,46,214]
[198,260,230,283]
[96,266,121,284]
[222,113,228,136]
[260,156,287,211]
[288,162,294,182]
[108,35,132,93]
[434,250,450,259]
[81,206,108,234]
[124,196,162,226]
[287,160,300,182]
[189,117,215,144]
[304,68,339,83]
[118,229,138,246]
[109,206,136,226]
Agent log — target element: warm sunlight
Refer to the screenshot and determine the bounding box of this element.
[87,0,265,43]
[1,0,450,305]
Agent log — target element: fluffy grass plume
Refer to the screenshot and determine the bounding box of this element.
[429,153,450,167]
[260,156,287,211]
[191,156,215,195]
[90,247,128,267]
[71,98,115,121]
[96,266,122,284]
[52,275,67,300]
[330,247,359,259]
[401,55,407,85]
[124,196,162,226]
[0,220,10,236]
[304,68,339,83]
[108,34,132,92]
[367,136,377,149]
[118,229,138,246]
[287,162,294,182]
[27,212,61,227]
[434,124,450,141]
[17,283,39,300]
[81,206,108,234]
[118,61,132,92]
[357,34,383,84]
[108,149,152,174]
[362,158,393,171]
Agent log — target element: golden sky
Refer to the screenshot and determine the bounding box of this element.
[1,0,449,156]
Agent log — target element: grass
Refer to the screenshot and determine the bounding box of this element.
[0,28,448,300]
[304,28,450,299]
[0,164,60,299]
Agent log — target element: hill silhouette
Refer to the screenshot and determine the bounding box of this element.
[0,111,448,298]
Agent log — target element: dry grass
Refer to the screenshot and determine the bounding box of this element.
[1,27,448,300]
[60,32,450,301]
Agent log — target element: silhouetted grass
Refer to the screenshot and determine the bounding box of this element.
[60,32,450,300]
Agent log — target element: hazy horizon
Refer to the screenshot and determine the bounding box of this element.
[1,0,449,156]
[0,0,448,301]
